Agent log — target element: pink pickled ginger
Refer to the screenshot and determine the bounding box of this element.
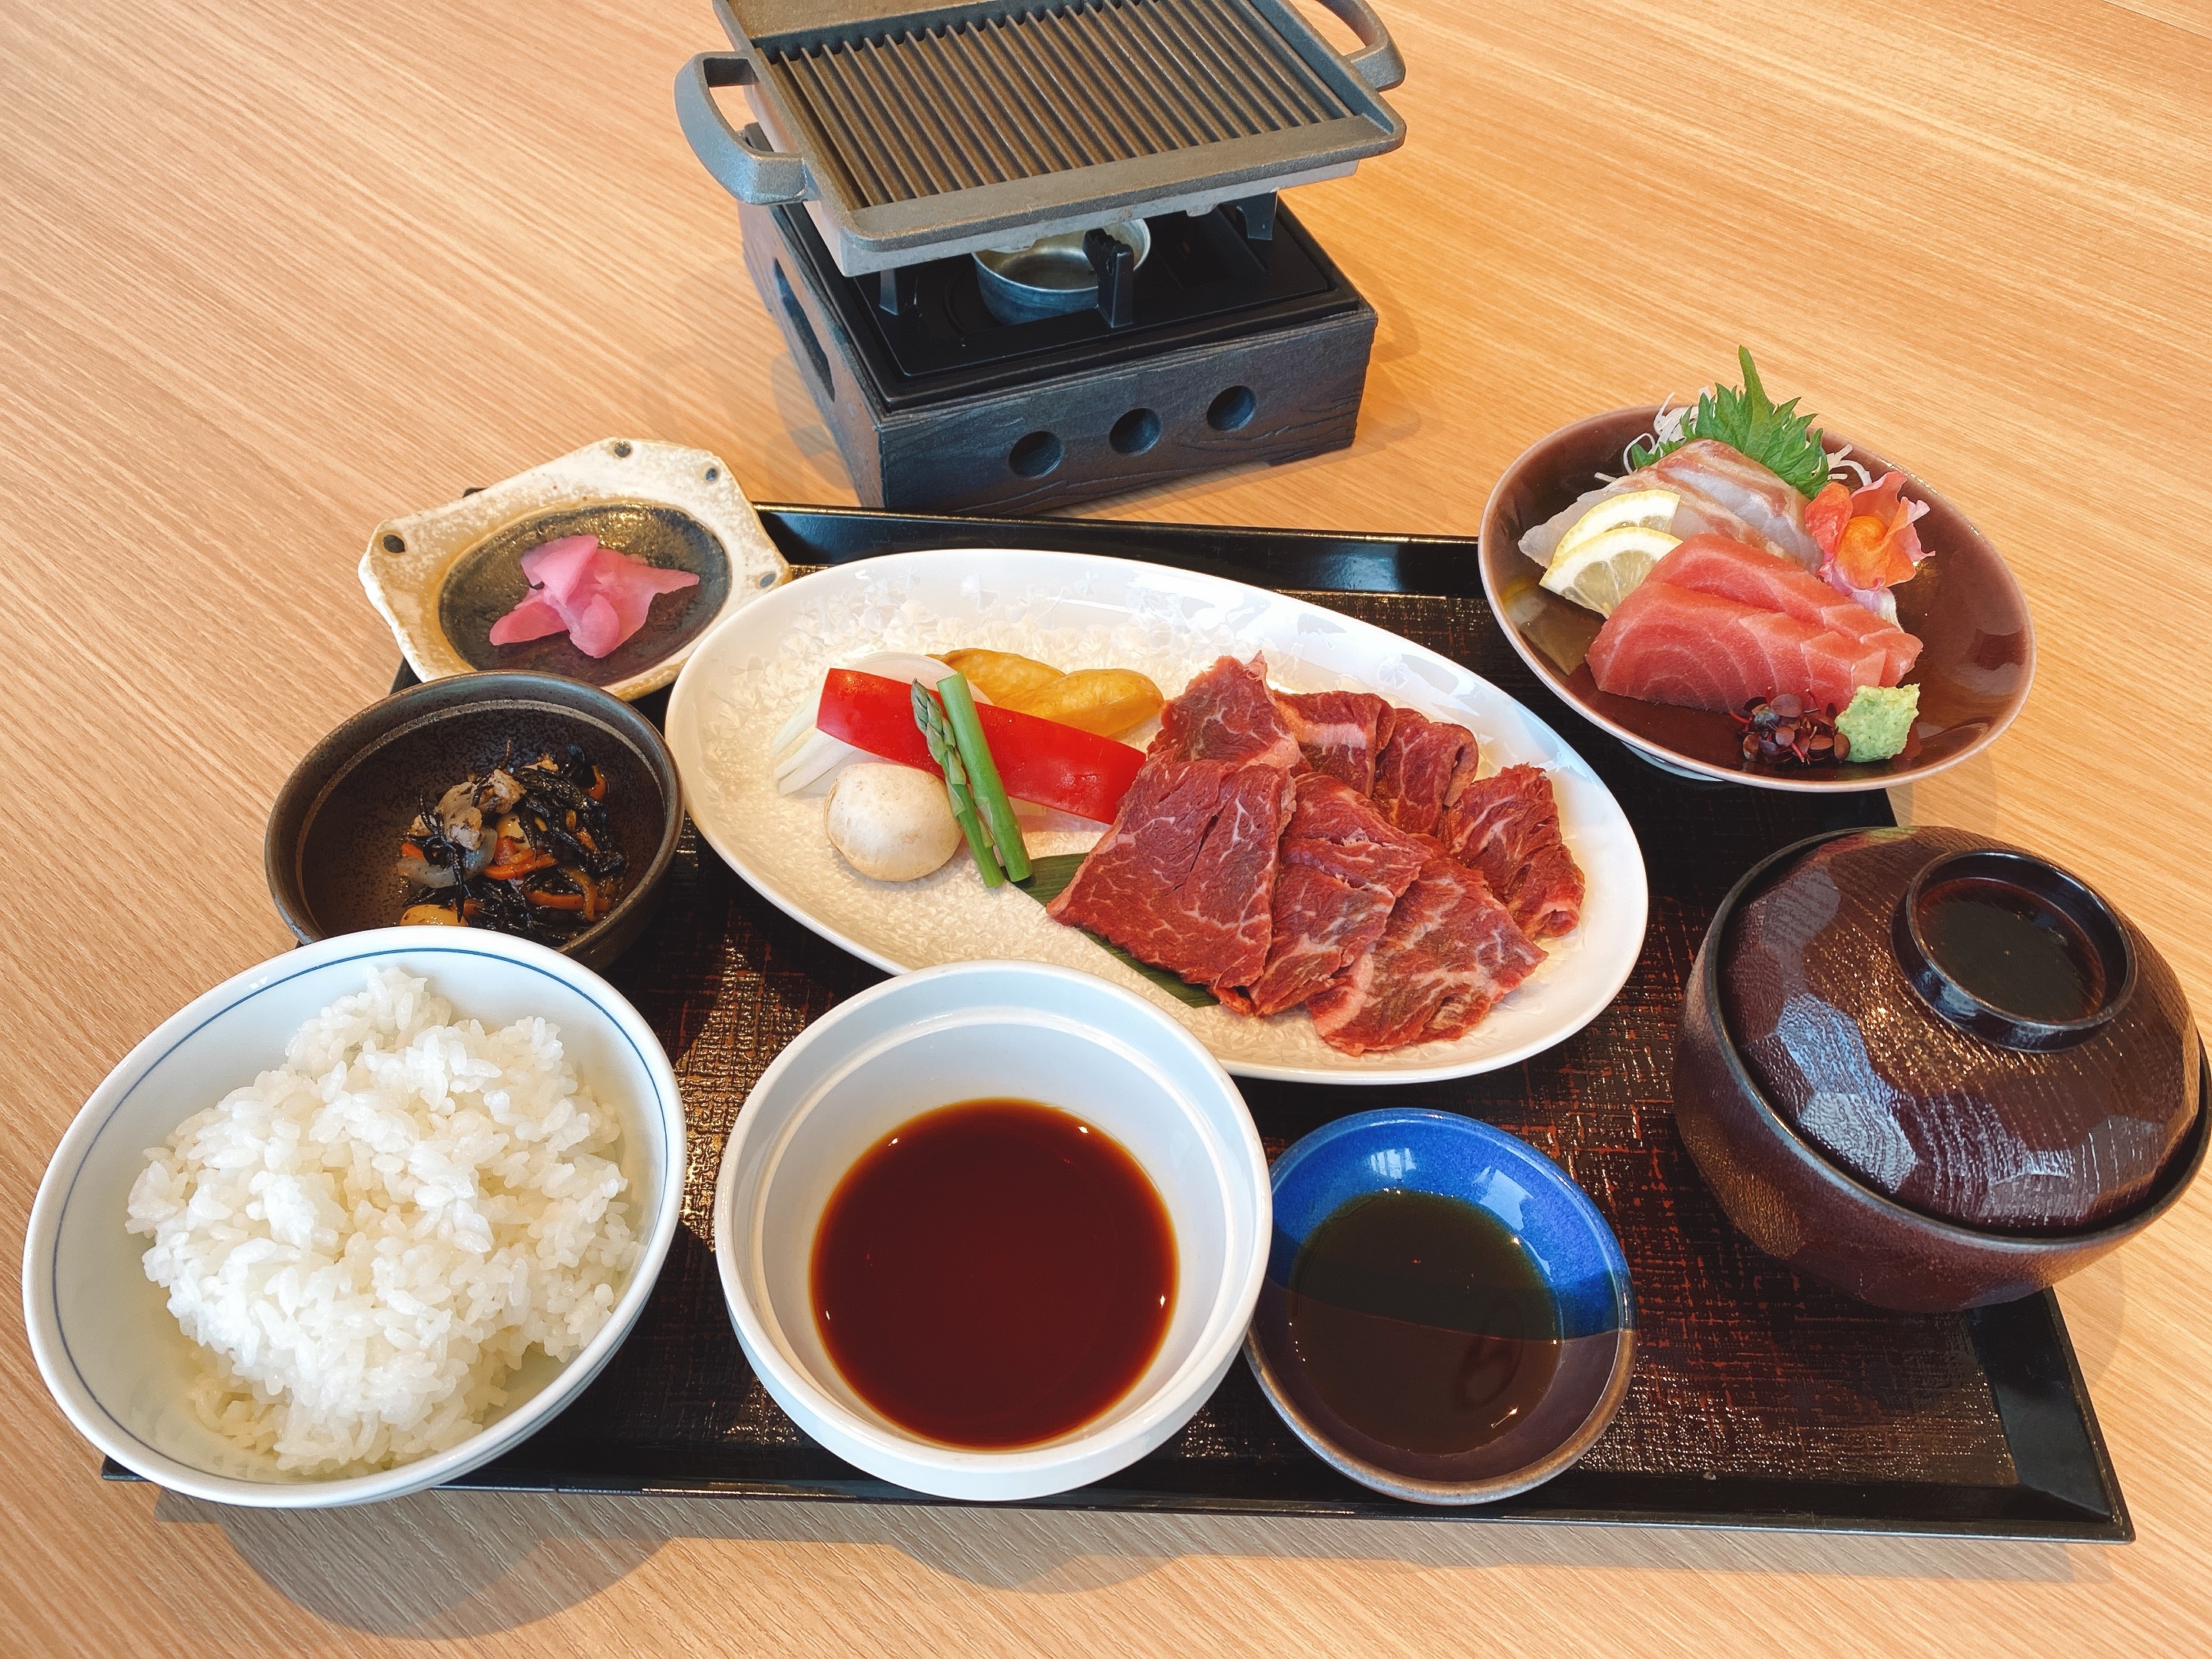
[487,535,700,658]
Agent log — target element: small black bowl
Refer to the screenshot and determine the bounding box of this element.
[266,673,682,972]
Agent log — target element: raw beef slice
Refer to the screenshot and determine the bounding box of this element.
[1046,756,1294,996]
[1306,856,1545,1055]
[1152,654,1303,770]
[1369,708,1477,836]
[1439,764,1585,939]
[1273,690,1396,793]
[1236,774,1429,1017]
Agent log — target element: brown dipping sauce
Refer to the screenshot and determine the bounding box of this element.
[1286,1189,1560,1455]
[811,1099,1176,1449]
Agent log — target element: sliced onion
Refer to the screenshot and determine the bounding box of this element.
[771,652,992,795]
[775,730,865,794]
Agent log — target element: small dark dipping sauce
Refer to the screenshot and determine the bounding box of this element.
[1287,1189,1559,1455]
[1916,875,2106,1024]
[811,1099,1176,1449]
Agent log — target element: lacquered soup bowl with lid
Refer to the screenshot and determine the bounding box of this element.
[1674,826,2204,1311]
[713,960,1271,1502]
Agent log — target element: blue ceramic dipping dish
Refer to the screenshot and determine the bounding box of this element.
[1244,1108,1635,1504]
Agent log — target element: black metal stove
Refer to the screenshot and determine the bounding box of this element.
[677,0,1407,513]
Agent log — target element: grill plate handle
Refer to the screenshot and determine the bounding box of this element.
[675,54,811,207]
[1308,0,1406,91]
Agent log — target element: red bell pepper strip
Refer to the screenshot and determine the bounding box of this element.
[816,668,1143,824]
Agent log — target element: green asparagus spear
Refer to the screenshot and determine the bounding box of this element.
[935,672,1031,883]
[909,680,1002,886]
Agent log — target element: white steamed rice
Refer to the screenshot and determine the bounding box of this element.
[126,967,640,1475]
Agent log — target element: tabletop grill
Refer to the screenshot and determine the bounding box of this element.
[677,0,1407,513]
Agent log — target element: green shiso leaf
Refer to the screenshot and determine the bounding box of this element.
[1627,347,1831,498]
[1016,854,1217,1008]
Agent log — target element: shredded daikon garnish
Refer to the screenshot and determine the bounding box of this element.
[1823,443,1876,491]
[1608,393,1691,479]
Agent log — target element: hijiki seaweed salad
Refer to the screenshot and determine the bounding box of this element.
[398,748,625,940]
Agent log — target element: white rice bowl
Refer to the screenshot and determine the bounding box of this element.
[127,968,639,1475]
[24,927,684,1507]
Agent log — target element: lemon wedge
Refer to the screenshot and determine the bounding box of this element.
[1540,524,1680,616]
[1554,488,1681,561]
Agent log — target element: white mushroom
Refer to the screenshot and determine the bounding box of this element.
[824,763,962,882]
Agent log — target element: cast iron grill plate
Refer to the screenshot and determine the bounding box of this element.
[765,0,1352,208]
[702,0,1406,271]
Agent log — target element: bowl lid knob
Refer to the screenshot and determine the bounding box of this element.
[1891,848,2135,1051]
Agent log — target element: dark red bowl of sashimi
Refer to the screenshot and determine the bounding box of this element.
[1479,408,2034,792]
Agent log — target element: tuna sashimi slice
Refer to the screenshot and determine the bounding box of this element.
[1306,856,1545,1055]
[1648,535,1920,684]
[1236,774,1429,1017]
[1587,582,1887,714]
[1045,755,1293,997]
[488,535,701,659]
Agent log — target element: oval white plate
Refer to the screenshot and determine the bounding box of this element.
[665,549,1648,1084]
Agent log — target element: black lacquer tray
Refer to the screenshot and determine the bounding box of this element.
[114,505,2129,1538]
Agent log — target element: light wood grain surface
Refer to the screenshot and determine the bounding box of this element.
[4,2,2208,1654]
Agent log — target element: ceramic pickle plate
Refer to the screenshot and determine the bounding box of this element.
[361,438,790,701]
[664,548,1650,1084]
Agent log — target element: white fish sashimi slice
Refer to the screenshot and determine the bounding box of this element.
[1525,439,1824,575]
[1648,442,1822,569]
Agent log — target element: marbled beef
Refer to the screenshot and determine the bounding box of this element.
[1235,774,1428,1017]
[1045,756,1293,998]
[1440,764,1584,939]
[1306,855,1546,1055]
[1154,654,1303,769]
[1273,690,1396,793]
[1370,708,1477,836]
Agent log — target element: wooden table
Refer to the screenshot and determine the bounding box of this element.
[4,2,2207,1652]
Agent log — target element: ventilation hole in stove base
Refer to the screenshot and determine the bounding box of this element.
[1207,386,1257,432]
[772,263,833,400]
[1110,409,1163,455]
[1008,431,1064,477]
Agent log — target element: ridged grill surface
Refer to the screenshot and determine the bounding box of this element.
[764,0,1352,208]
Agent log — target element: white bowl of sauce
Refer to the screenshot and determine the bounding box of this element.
[713,960,1270,1502]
